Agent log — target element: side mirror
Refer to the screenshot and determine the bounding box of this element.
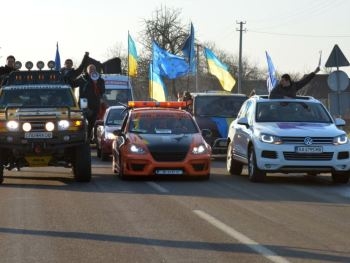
[80,98,88,109]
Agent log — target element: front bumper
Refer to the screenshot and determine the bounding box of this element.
[253,141,350,173]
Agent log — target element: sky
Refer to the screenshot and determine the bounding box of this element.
[1,0,350,76]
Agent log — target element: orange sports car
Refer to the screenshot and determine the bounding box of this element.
[112,101,212,179]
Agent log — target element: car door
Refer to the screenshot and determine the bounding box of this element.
[232,100,254,161]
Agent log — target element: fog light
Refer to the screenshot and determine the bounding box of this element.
[23,122,32,132]
[63,135,70,141]
[7,136,14,142]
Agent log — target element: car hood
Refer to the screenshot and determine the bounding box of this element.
[128,133,204,152]
[254,122,344,137]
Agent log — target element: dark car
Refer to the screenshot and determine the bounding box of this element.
[190,92,248,156]
[112,101,212,179]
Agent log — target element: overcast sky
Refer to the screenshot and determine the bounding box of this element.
[1,0,350,75]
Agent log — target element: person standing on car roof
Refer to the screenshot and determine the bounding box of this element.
[73,64,105,141]
[60,52,89,86]
[269,66,320,99]
[0,55,17,85]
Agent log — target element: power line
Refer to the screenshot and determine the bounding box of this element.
[248,30,350,38]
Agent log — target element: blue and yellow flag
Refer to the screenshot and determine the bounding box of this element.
[55,42,61,70]
[182,23,196,74]
[128,33,138,77]
[149,63,167,101]
[152,41,189,79]
[204,47,235,92]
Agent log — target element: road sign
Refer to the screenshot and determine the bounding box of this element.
[325,45,349,68]
[327,70,349,91]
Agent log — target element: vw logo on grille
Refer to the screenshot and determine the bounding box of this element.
[304,137,313,145]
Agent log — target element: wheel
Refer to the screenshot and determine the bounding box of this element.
[112,154,119,175]
[72,143,92,182]
[248,147,266,182]
[100,150,109,161]
[331,172,350,184]
[96,141,101,158]
[226,142,243,175]
[0,166,4,185]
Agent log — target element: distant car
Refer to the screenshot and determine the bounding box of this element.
[190,92,248,156]
[226,95,350,183]
[96,106,126,161]
[112,101,212,179]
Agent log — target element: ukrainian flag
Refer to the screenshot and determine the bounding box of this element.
[149,63,167,101]
[128,33,138,77]
[204,47,236,92]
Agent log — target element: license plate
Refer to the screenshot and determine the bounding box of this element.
[155,169,183,175]
[295,146,323,153]
[24,132,53,139]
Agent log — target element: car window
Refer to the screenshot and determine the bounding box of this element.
[256,101,332,123]
[0,87,75,107]
[106,109,126,125]
[129,113,198,134]
[194,95,246,117]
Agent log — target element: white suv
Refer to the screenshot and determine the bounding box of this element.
[226,95,350,183]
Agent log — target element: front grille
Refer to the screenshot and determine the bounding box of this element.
[281,137,333,144]
[283,152,333,161]
[151,151,187,162]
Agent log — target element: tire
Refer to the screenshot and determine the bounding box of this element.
[112,155,119,175]
[226,142,243,175]
[73,143,92,182]
[100,150,109,161]
[248,147,266,182]
[96,140,101,158]
[0,166,3,185]
[331,172,350,184]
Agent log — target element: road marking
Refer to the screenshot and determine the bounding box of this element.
[146,182,169,193]
[193,210,291,263]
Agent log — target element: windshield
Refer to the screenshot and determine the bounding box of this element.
[0,87,75,108]
[194,95,246,117]
[106,108,126,125]
[256,101,333,123]
[103,89,132,106]
[129,113,198,134]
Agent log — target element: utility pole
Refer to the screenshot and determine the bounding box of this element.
[236,21,246,94]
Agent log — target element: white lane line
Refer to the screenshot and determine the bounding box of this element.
[146,182,169,193]
[193,210,291,263]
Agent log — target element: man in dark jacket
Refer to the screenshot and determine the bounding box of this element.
[60,52,89,86]
[73,64,105,141]
[269,67,320,99]
[0,55,17,85]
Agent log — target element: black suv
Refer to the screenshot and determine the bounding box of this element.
[0,62,91,184]
[190,92,248,155]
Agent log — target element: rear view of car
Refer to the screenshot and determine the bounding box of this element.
[112,101,212,179]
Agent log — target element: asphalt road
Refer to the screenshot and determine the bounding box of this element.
[1,151,350,263]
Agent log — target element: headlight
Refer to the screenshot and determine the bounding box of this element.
[129,144,146,154]
[45,122,55,131]
[105,132,116,140]
[260,133,282,144]
[333,134,348,145]
[22,122,32,132]
[192,144,208,154]
[6,120,19,131]
[58,120,70,130]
